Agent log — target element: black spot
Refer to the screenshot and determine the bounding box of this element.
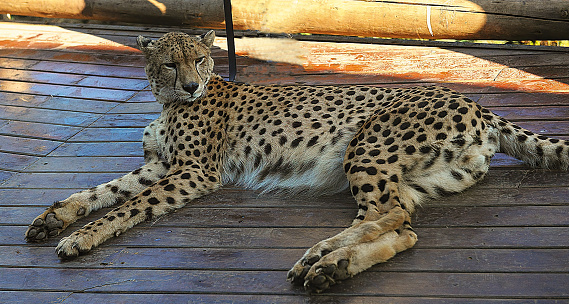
[378,179,387,191]
[139,178,153,186]
[443,149,454,162]
[145,207,153,221]
[361,184,374,192]
[405,145,416,154]
[451,170,463,180]
[366,167,378,175]
[148,197,160,205]
[307,136,319,147]
[433,101,445,108]
[264,144,272,155]
[411,184,428,194]
[419,146,432,154]
[387,155,398,163]
[536,145,544,156]
[291,137,304,148]
[402,131,415,140]
[351,186,359,195]
[456,123,467,132]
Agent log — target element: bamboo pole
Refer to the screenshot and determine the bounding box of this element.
[1,0,569,40]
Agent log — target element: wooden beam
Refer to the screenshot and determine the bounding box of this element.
[1,0,569,40]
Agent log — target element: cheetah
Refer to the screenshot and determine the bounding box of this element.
[25,31,569,293]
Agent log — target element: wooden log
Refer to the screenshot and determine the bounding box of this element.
[2,0,569,40]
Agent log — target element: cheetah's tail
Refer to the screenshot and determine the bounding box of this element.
[484,109,569,171]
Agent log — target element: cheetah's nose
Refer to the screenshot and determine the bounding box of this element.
[182,82,199,94]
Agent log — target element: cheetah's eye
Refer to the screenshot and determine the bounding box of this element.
[163,62,176,69]
[195,57,205,64]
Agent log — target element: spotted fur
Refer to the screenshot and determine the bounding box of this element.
[25,31,569,293]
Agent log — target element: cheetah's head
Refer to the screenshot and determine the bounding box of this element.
[137,31,215,104]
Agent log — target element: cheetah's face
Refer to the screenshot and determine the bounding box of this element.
[137,31,215,104]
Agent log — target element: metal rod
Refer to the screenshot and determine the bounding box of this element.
[223,0,237,81]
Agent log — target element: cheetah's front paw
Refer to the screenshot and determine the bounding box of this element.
[25,212,64,242]
[55,232,94,259]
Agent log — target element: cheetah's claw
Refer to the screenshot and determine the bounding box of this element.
[25,212,64,242]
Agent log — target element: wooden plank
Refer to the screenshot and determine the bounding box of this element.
[89,113,159,128]
[48,142,143,157]
[3,185,567,209]
[2,225,568,248]
[0,135,61,156]
[0,48,146,66]
[0,121,83,141]
[0,67,85,86]
[30,61,145,79]
[68,128,145,142]
[474,92,569,107]
[0,188,80,206]
[0,267,566,297]
[1,172,124,189]
[488,106,569,122]
[2,246,567,273]
[0,92,118,114]
[0,170,15,184]
[0,292,563,304]
[4,205,568,228]
[107,102,162,114]
[0,151,38,171]
[0,80,138,101]
[25,156,143,173]
[0,104,100,126]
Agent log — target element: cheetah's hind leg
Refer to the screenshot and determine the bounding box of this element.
[288,156,417,292]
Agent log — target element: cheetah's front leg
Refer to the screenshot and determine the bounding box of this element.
[25,160,170,242]
[55,167,220,258]
[25,121,168,242]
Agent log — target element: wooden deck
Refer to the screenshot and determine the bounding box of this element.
[1,22,569,303]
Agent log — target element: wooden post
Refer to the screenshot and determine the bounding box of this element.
[1,0,569,40]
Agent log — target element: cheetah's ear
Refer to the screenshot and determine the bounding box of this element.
[136,35,155,53]
[200,30,215,48]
